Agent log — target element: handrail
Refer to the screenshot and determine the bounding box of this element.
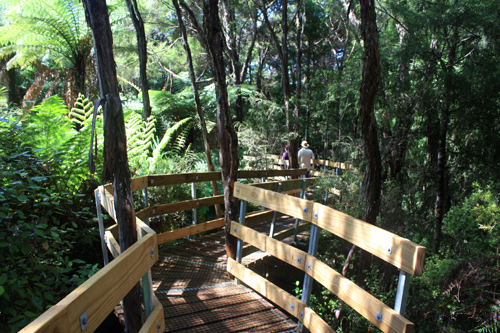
[20,233,164,332]
[233,182,426,333]
[229,222,413,332]
[234,182,425,276]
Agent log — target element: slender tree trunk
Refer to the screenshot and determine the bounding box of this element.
[172,0,222,218]
[82,1,141,331]
[357,0,382,286]
[203,0,239,259]
[262,1,294,165]
[125,0,151,119]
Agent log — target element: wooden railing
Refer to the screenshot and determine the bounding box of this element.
[19,232,164,333]
[230,182,426,333]
[24,163,416,332]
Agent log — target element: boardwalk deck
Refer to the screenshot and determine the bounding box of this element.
[152,217,308,332]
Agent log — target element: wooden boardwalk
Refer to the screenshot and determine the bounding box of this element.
[152,217,307,332]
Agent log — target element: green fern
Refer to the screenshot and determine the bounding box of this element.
[126,112,156,166]
[148,117,193,171]
[69,94,94,129]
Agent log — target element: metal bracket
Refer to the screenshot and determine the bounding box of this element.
[80,312,88,331]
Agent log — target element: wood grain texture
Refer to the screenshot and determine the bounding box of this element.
[305,256,414,333]
[311,203,425,276]
[227,258,333,333]
[136,195,224,219]
[235,183,314,221]
[234,183,425,276]
[157,218,225,244]
[20,233,158,333]
[138,294,164,333]
[230,223,414,332]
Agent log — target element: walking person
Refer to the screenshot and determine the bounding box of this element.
[281,145,290,170]
[298,140,315,177]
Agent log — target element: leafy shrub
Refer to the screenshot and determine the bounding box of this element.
[0,106,100,331]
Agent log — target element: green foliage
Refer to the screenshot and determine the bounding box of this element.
[0,106,99,332]
[443,183,499,258]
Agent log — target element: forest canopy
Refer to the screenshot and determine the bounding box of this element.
[0,0,499,331]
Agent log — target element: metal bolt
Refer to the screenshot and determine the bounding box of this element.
[151,179,155,184]
[290,303,295,311]
[303,207,308,213]
[387,246,392,254]
[157,322,161,332]
[237,188,240,194]
[231,265,234,271]
[300,312,304,319]
[376,312,382,322]
[234,227,237,232]
[153,209,156,214]
[196,176,199,180]
[307,263,311,270]
[80,312,88,331]
[314,212,318,218]
[297,256,301,264]
[151,248,155,258]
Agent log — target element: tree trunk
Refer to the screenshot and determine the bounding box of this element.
[125,0,151,120]
[82,1,142,331]
[203,0,239,259]
[173,0,222,218]
[357,0,382,286]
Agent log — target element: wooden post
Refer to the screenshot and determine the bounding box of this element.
[82,1,142,331]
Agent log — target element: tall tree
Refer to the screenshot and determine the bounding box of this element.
[82,0,141,331]
[357,0,382,284]
[0,0,96,110]
[203,0,240,259]
[125,0,152,119]
[172,0,222,218]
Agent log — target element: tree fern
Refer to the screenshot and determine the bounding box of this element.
[126,112,156,167]
[69,94,94,129]
[148,117,193,171]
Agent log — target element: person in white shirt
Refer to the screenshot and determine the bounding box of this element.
[297,140,315,177]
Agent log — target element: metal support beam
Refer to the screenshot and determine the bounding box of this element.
[142,188,149,225]
[191,182,197,226]
[269,182,282,238]
[236,200,247,264]
[94,190,109,266]
[394,270,411,316]
[293,179,307,244]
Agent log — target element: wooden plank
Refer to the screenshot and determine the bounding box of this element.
[241,222,310,257]
[237,169,307,179]
[234,183,425,276]
[232,221,306,271]
[157,218,225,244]
[148,172,222,187]
[304,256,414,333]
[139,294,164,333]
[136,218,155,237]
[131,176,148,192]
[137,195,225,219]
[230,223,414,333]
[311,203,426,276]
[98,186,116,222]
[227,258,333,333]
[105,229,120,258]
[20,233,158,333]
[248,177,318,193]
[235,183,313,221]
